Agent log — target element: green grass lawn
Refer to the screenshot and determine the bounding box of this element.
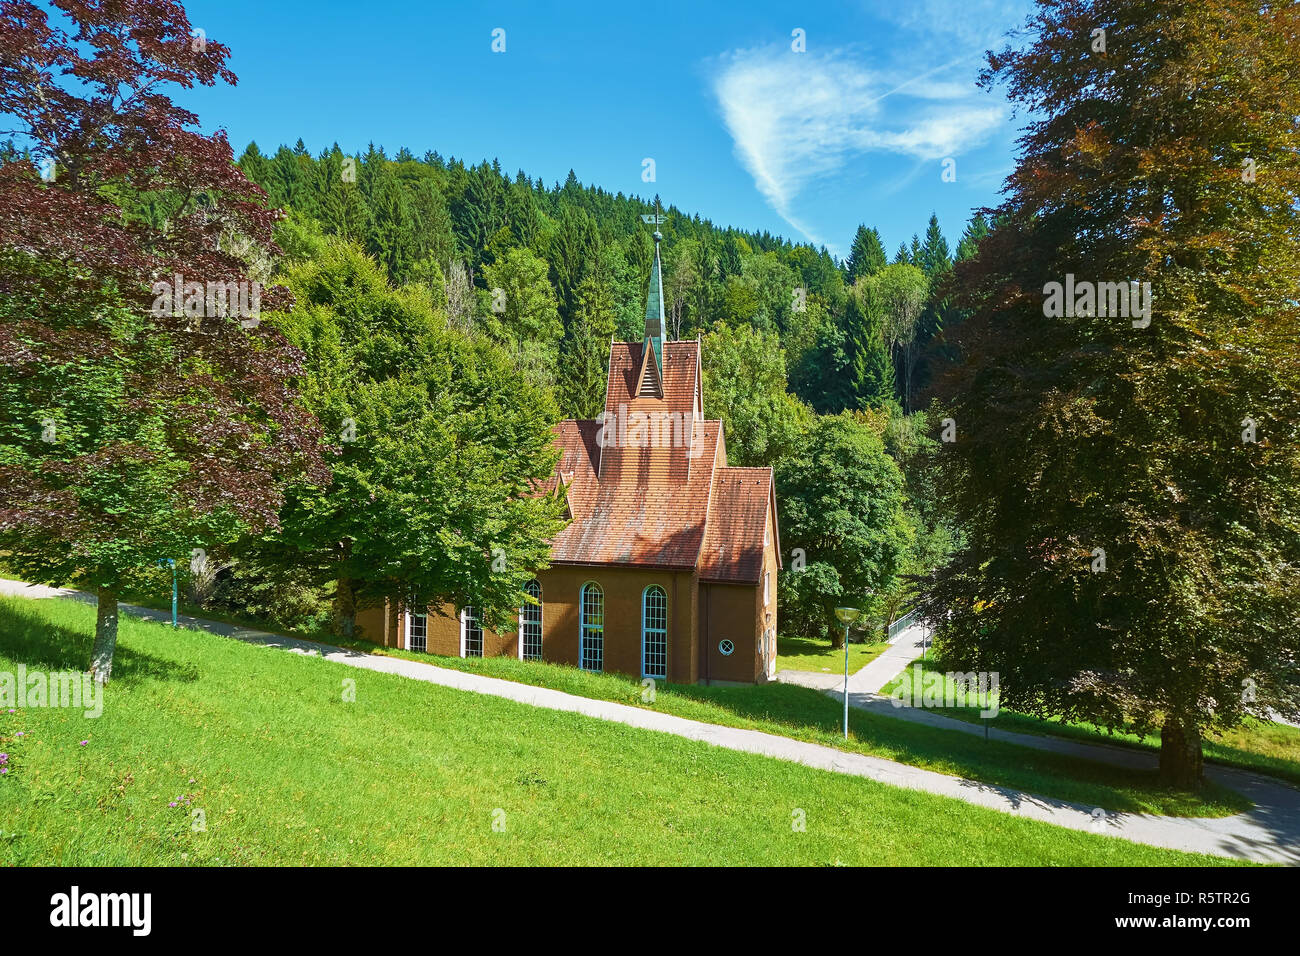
[776,635,889,675]
[881,659,1300,787]
[325,632,1251,818]
[0,595,1246,865]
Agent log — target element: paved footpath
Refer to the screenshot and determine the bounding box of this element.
[2,579,1297,864]
[778,626,932,695]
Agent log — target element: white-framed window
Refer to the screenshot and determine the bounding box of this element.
[408,611,427,653]
[580,582,604,672]
[520,579,542,661]
[641,585,667,679]
[764,571,771,606]
[764,518,770,547]
[461,606,483,658]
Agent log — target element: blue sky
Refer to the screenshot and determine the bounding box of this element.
[177,0,1037,258]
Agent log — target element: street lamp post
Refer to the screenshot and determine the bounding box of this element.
[157,558,178,628]
[834,606,862,739]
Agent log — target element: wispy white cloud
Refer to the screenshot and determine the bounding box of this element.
[876,0,1034,52]
[711,45,1006,248]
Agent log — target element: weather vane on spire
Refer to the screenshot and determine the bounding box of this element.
[640,195,668,356]
[640,195,666,242]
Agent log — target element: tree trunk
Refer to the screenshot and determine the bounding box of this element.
[830,625,846,650]
[90,586,119,685]
[333,575,356,639]
[331,538,356,639]
[1159,718,1204,788]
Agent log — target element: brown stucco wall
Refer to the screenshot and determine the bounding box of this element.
[698,495,780,684]
[359,564,772,684]
[355,604,399,647]
[354,565,702,682]
[699,581,760,682]
[370,604,516,658]
[533,564,699,684]
[759,497,779,679]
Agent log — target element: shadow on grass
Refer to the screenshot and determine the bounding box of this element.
[0,599,198,685]
[778,636,840,656]
[662,680,1252,816]
[888,653,1300,790]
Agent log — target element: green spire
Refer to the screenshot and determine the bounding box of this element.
[644,228,665,380]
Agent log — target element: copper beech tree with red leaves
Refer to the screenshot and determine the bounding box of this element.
[0,0,327,682]
[922,0,1300,787]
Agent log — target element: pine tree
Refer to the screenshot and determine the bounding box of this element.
[237,142,271,191]
[268,145,306,210]
[314,148,370,243]
[365,160,419,283]
[452,163,507,271]
[919,214,952,279]
[955,212,991,262]
[560,272,617,418]
[845,288,894,409]
[408,178,458,272]
[548,205,598,325]
[846,225,887,281]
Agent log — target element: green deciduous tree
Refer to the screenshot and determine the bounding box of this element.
[776,413,911,646]
[701,323,810,467]
[266,239,566,637]
[481,245,563,394]
[863,264,930,410]
[0,0,327,683]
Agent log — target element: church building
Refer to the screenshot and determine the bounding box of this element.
[355,227,781,684]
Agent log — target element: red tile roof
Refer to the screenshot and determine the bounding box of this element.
[599,340,701,484]
[542,338,777,583]
[699,467,777,584]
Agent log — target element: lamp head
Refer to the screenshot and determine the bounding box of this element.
[834,606,862,625]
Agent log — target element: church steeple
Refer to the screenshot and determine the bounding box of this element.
[639,200,667,397]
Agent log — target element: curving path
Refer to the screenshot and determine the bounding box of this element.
[3,580,1298,863]
[782,623,1300,864]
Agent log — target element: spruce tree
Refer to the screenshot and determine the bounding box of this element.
[955,212,991,262]
[919,214,952,279]
[845,288,894,409]
[560,273,617,419]
[365,162,419,283]
[846,225,887,281]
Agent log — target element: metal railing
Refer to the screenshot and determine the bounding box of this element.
[887,608,921,641]
[887,608,936,658]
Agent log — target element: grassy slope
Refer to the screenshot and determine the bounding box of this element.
[327,637,1250,817]
[776,635,889,675]
[0,596,1242,866]
[881,660,1300,788]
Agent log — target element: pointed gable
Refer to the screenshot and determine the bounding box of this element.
[599,339,701,485]
[540,212,777,579]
